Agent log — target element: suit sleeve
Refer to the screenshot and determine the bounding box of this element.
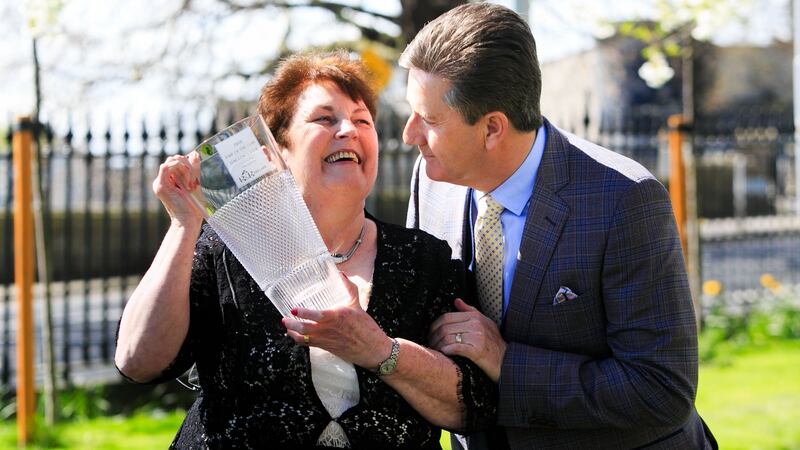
[497,179,698,430]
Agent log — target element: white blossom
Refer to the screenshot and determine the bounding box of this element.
[592,21,617,39]
[638,51,675,88]
[23,0,63,37]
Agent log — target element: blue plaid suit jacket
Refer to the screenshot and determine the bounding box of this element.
[407,120,716,449]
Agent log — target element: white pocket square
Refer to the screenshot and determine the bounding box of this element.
[553,286,578,305]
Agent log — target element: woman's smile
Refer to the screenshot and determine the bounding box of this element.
[324,150,361,164]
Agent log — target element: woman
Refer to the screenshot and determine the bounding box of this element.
[115,51,495,449]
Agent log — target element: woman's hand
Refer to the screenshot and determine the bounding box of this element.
[153,153,204,228]
[283,273,392,370]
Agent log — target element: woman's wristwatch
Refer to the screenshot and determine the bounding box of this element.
[376,338,400,376]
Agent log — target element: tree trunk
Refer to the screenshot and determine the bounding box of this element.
[399,0,467,45]
[32,36,59,426]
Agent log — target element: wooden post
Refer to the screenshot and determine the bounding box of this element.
[13,116,36,445]
[668,114,688,259]
[668,114,703,329]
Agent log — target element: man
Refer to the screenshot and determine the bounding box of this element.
[400,3,717,449]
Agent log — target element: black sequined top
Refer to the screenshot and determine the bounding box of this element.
[147,218,496,449]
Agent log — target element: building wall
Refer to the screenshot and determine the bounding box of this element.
[695,42,792,114]
[540,36,790,128]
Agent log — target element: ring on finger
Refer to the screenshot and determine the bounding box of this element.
[303,334,310,345]
[454,332,463,344]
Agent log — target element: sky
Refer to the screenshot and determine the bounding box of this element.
[0,0,792,132]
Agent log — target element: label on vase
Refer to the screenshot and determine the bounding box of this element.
[214,127,273,189]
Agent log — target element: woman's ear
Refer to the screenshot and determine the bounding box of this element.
[483,112,509,151]
[279,146,296,174]
[280,146,292,162]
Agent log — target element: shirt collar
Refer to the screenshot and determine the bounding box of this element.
[474,125,547,216]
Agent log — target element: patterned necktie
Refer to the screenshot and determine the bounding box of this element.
[475,194,504,326]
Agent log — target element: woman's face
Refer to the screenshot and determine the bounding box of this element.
[283,81,379,208]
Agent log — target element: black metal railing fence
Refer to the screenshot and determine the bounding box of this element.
[1,117,183,391]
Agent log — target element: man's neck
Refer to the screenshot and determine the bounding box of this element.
[473,129,537,193]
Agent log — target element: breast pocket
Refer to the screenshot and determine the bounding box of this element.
[543,288,607,353]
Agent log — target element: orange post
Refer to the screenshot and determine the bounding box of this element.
[13,116,36,445]
[668,114,688,262]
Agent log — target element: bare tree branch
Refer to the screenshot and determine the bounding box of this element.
[216,0,399,24]
[214,0,401,48]
[22,0,464,112]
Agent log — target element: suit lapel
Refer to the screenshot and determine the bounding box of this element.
[459,188,478,305]
[460,188,474,264]
[504,121,571,339]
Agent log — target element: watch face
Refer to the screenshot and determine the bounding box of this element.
[377,339,399,376]
[379,359,397,375]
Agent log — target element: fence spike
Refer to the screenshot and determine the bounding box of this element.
[141,120,149,147]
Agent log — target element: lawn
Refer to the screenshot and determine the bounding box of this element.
[2,340,798,449]
[0,411,185,449]
[695,339,800,450]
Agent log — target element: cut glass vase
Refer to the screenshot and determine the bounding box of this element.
[188,115,351,317]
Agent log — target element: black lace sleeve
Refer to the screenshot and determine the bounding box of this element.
[142,225,222,384]
[427,237,498,434]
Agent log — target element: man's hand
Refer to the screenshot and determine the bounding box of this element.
[429,298,507,382]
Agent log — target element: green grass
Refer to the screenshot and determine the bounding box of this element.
[2,340,798,449]
[0,411,185,450]
[695,339,800,450]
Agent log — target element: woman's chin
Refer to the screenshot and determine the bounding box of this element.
[323,160,361,172]
[326,165,375,185]
[308,177,371,202]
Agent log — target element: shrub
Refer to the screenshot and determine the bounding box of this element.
[700,290,800,363]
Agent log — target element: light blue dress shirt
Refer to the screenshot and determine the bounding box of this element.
[471,125,546,318]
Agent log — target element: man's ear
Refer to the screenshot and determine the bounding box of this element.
[483,112,509,151]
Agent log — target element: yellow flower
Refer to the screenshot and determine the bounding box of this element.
[702,280,722,297]
[760,274,782,293]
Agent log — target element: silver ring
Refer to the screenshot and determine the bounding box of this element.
[455,332,463,344]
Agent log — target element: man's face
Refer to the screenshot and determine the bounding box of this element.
[403,68,485,186]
